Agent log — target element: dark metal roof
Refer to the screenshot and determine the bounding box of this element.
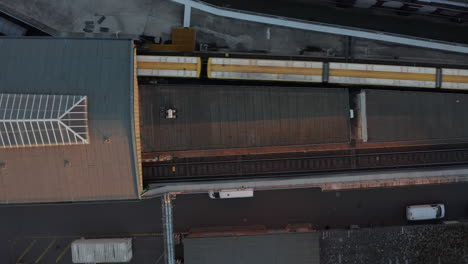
[366,89,468,142]
[0,37,139,203]
[184,232,320,264]
[140,85,350,153]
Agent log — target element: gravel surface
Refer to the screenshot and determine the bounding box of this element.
[321,223,468,264]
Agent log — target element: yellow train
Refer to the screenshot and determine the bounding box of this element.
[136,55,468,90]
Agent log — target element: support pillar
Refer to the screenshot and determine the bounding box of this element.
[162,193,175,264]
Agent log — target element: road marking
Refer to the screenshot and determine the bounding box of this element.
[55,242,72,263]
[155,253,164,264]
[16,239,36,263]
[34,239,56,264]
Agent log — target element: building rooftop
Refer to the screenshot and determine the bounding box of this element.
[0,37,141,203]
[184,232,320,264]
[365,89,468,143]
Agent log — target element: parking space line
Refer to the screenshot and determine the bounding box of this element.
[34,239,56,264]
[155,253,164,264]
[55,242,72,263]
[16,239,36,263]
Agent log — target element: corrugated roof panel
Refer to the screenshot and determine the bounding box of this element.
[140,85,350,153]
[365,89,468,142]
[71,238,133,263]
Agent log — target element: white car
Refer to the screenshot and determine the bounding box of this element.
[406,204,445,221]
[208,188,254,199]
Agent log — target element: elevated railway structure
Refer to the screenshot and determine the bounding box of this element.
[135,54,468,184]
[2,37,468,205]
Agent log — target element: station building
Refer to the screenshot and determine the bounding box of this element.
[0,37,142,203]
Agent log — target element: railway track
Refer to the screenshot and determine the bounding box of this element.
[143,148,468,183]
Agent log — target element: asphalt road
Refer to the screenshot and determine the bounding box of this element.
[3,182,468,262]
[203,0,468,43]
[0,199,163,264]
[173,182,468,231]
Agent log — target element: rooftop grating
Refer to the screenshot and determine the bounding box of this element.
[0,93,89,148]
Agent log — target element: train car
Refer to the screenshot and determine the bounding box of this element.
[207,57,323,82]
[204,56,468,91]
[441,68,468,90]
[136,55,201,78]
[328,62,437,88]
[136,53,468,92]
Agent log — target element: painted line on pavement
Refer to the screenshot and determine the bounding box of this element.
[34,239,56,264]
[16,239,36,263]
[55,242,71,263]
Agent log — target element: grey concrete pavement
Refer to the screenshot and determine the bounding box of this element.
[2,0,468,64]
[0,0,184,38]
[191,7,468,64]
[191,8,345,55]
[203,0,468,44]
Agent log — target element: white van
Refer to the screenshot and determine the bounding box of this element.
[208,188,254,199]
[406,204,445,221]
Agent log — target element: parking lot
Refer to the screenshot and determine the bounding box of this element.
[11,233,163,264]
